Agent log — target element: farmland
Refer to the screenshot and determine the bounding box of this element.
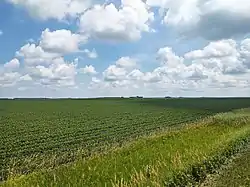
[1,97,250,186]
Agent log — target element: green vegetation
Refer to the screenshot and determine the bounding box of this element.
[208,144,250,187]
[2,109,250,186]
[1,98,250,186]
[0,98,213,180]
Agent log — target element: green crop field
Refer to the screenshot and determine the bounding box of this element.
[1,98,250,186]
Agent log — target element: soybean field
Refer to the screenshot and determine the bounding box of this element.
[1,97,250,181]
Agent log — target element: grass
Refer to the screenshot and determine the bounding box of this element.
[207,143,250,187]
[2,109,250,187]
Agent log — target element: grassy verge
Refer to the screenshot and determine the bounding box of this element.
[2,110,250,187]
[205,143,250,187]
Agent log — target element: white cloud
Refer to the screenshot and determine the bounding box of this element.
[127,69,144,80]
[6,0,92,21]
[12,27,82,88]
[185,40,238,59]
[40,28,87,54]
[83,49,98,59]
[240,38,250,68]
[28,57,78,87]
[20,74,32,81]
[115,56,137,68]
[146,0,250,40]
[0,72,21,87]
[184,39,247,75]
[96,38,250,94]
[80,65,97,75]
[14,40,78,88]
[16,28,87,68]
[142,71,162,83]
[16,43,60,66]
[79,0,154,41]
[91,77,101,83]
[103,56,138,82]
[157,47,184,67]
[103,65,127,81]
[3,31,250,96]
[4,58,20,69]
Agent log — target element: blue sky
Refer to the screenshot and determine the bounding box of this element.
[1,0,250,98]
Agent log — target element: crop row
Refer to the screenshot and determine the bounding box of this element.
[1,116,202,157]
[2,98,249,181]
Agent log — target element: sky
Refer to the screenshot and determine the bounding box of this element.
[0,0,250,98]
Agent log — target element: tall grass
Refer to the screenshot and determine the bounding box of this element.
[2,109,250,187]
[206,142,250,186]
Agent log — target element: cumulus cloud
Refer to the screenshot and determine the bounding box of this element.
[80,65,98,75]
[16,27,87,68]
[185,40,238,59]
[83,49,98,59]
[240,38,250,68]
[3,31,250,96]
[103,65,127,81]
[146,0,250,40]
[14,39,78,88]
[4,58,20,69]
[16,43,60,66]
[28,57,78,87]
[115,56,137,68]
[40,28,87,54]
[79,0,154,41]
[6,0,92,21]
[9,26,87,89]
[20,74,32,81]
[0,72,21,87]
[93,38,250,94]
[157,47,184,67]
[127,69,144,80]
[102,56,138,82]
[185,39,247,75]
